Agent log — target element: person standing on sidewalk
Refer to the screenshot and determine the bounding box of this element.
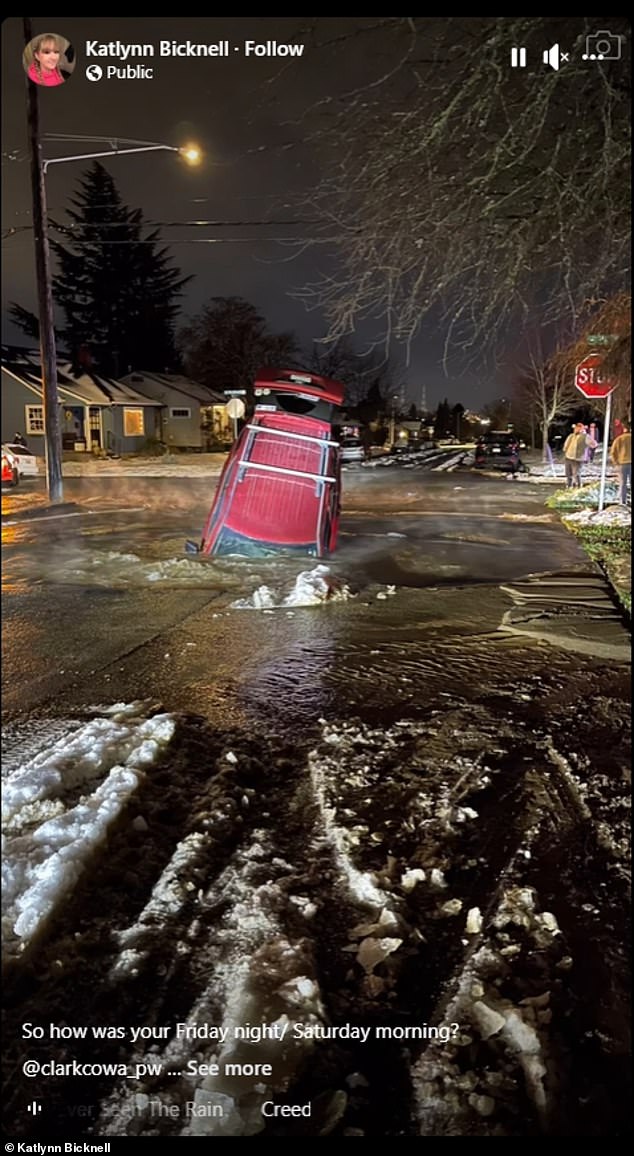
[610,423,631,505]
[563,423,597,488]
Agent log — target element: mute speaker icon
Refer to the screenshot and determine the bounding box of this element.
[543,44,568,70]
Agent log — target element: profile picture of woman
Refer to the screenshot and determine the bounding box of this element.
[23,33,76,88]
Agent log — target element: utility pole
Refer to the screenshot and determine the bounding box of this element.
[24,16,63,502]
[389,396,397,448]
[419,383,427,417]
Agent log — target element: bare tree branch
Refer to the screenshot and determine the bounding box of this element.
[290,18,630,361]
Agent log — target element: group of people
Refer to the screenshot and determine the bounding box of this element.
[563,420,631,505]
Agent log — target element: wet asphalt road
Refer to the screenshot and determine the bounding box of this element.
[1,465,631,1139]
[0,467,617,721]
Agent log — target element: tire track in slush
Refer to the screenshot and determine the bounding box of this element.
[2,696,629,1137]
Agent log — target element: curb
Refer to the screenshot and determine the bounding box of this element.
[547,504,631,620]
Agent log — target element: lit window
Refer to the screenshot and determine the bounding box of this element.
[123,408,144,437]
[169,407,191,419]
[25,405,44,434]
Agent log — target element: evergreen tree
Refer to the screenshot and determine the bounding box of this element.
[357,379,385,425]
[7,303,41,341]
[48,163,191,375]
[434,398,451,438]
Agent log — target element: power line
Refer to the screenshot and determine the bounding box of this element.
[45,236,340,245]
[3,218,326,237]
[4,219,352,244]
[50,217,323,228]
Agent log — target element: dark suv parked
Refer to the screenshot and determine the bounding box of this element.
[474,430,522,472]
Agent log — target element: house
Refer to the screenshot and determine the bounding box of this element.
[1,348,162,454]
[395,419,424,446]
[121,371,232,450]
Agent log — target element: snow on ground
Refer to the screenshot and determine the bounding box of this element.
[310,724,391,913]
[411,882,563,1135]
[102,830,330,1137]
[231,565,357,610]
[2,702,175,951]
[305,715,625,1137]
[307,716,493,1002]
[524,456,618,484]
[361,446,467,470]
[361,448,438,469]
[548,482,623,509]
[431,451,468,472]
[2,689,629,1136]
[562,505,631,527]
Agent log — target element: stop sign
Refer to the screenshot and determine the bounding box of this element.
[575,353,614,399]
[226,397,246,419]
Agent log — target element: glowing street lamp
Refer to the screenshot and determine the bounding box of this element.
[42,136,202,174]
[180,144,202,166]
[26,128,202,502]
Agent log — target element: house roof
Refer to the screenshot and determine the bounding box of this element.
[123,370,227,406]
[1,352,161,407]
[2,362,96,408]
[58,365,161,407]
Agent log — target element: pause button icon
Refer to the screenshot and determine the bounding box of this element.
[511,47,527,67]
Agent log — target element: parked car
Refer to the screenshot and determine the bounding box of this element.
[2,443,39,479]
[474,430,521,471]
[340,437,365,464]
[1,447,19,487]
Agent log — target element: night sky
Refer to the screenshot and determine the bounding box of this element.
[0,17,607,409]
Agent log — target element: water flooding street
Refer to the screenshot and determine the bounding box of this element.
[2,466,631,1138]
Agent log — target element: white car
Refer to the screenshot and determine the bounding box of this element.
[340,437,365,464]
[2,443,39,478]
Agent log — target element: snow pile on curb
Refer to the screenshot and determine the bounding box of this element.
[562,505,631,527]
[548,482,622,509]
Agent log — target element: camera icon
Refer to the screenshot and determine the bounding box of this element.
[583,30,623,60]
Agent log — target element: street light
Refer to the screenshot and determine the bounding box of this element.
[42,138,202,174]
[25,108,201,502]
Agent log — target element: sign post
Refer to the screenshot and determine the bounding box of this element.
[574,353,616,514]
[597,391,613,513]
